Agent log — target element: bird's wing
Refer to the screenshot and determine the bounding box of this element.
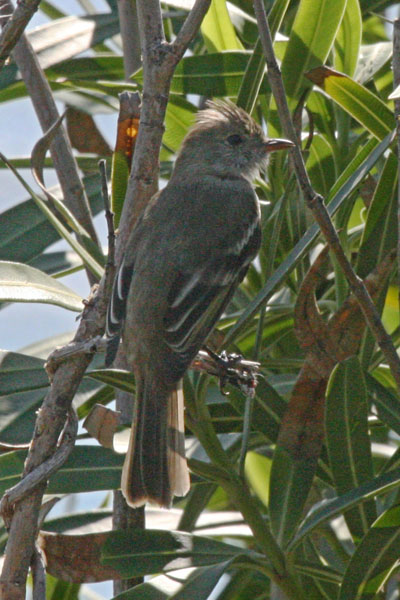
[163,221,260,357]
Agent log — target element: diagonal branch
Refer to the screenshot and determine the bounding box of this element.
[117,0,212,259]
[253,0,400,391]
[0,0,40,70]
[172,0,212,58]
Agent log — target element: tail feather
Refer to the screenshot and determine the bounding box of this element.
[168,386,190,497]
[121,378,190,508]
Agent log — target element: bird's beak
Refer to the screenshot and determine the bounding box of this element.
[264,138,295,152]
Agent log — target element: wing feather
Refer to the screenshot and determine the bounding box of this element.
[164,224,261,355]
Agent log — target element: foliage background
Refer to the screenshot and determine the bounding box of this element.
[2,0,400,598]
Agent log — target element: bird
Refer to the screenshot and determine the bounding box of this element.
[106,100,294,508]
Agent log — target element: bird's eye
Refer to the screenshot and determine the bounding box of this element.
[226,134,243,146]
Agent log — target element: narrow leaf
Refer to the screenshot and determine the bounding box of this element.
[326,357,377,539]
[334,0,361,77]
[201,0,243,52]
[282,0,347,103]
[288,467,400,551]
[171,560,233,599]
[0,446,123,496]
[0,351,47,395]
[134,52,269,97]
[237,0,291,112]
[101,529,252,578]
[0,153,104,279]
[356,152,398,278]
[306,66,394,140]
[339,506,400,599]
[86,369,135,393]
[0,261,83,311]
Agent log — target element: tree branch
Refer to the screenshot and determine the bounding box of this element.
[117,0,211,259]
[0,0,40,70]
[253,0,400,391]
[172,0,212,58]
[117,0,141,79]
[0,285,109,599]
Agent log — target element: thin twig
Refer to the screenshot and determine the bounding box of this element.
[0,283,108,599]
[0,409,78,527]
[117,0,141,78]
[31,546,46,600]
[0,0,40,70]
[253,0,400,391]
[172,0,214,57]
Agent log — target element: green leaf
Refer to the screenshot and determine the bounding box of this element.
[43,509,113,533]
[0,349,101,444]
[134,52,269,97]
[110,151,129,228]
[356,152,398,278]
[334,0,361,77]
[0,446,123,496]
[355,153,397,369]
[0,261,83,311]
[201,0,243,52]
[0,388,45,445]
[0,351,47,395]
[339,506,400,599]
[228,378,287,444]
[76,384,115,421]
[0,154,104,279]
[86,369,135,393]
[288,467,400,552]
[281,0,347,103]
[306,135,336,196]
[112,580,168,599]
[171,560,233,599]
[47,55,125,82]
[0,196,62,264]
[0,15,120,93]
[326,357,377,539]
[0,173,104,265]
[244,451,271,507]
[30,250,82,276]
[269,446,317,548]
[306,66,394,140]
[101,529,252,578]
[366,374,400,437]
[237,0,291,112]
[163,96,196,153]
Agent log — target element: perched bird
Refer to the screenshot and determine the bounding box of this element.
[106,100,293,508]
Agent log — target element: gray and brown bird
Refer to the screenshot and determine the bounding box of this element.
[106,100,293,508]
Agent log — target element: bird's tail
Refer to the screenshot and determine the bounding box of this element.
[121,377,190,508]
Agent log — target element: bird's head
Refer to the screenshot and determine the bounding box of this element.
[174,100,294,181]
